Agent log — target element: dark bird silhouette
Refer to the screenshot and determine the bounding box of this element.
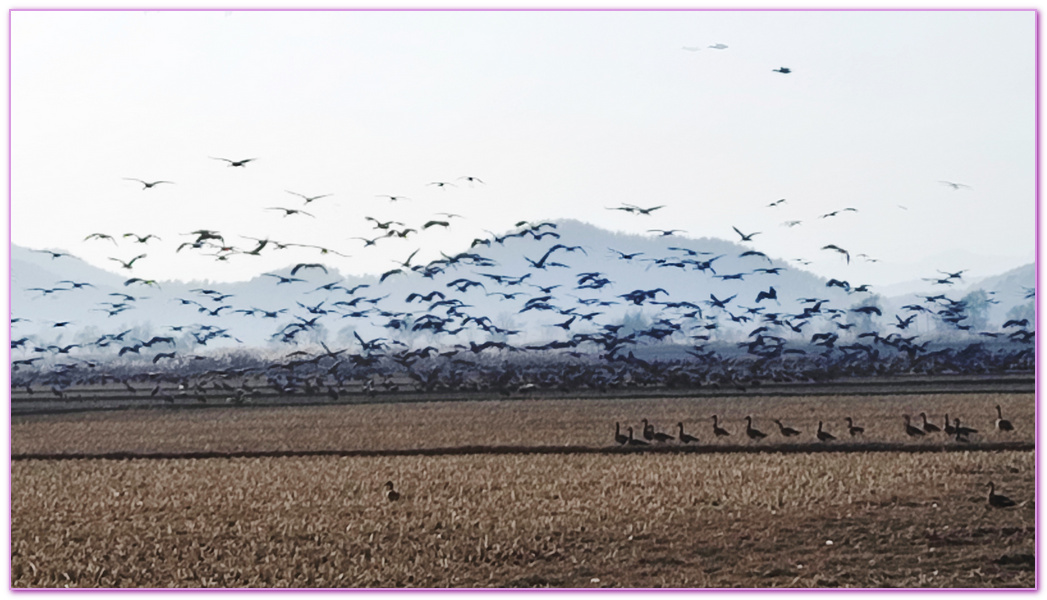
[816,421,836,442]
[845,417,864,437]
[773,419,801,437]
[987,482,1016,508]
[939,180,971,190]
[84,233,118,244]
[647,229,685,236]
[732,226,761,242]
[773,67,792,74]
[745,416,767,441]
[822,244,851,264]
[920,412,941,433]
[290,263,328,276]
[124,178,173,189]
[615,422,629,445]
[211,156,257,167]
[903,414,925,437]
[268,207,315,218]
[712,415,730,438]
[109,254,147,270]
[384,481,401,502]
[286,190,331,204]
[677,422,699,444]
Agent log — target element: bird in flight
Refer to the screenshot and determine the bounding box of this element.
[84,233,118,244]
[286,191,331,204]
[267,207,315,218]
[211,157,257,167]
[822,244,851,264]
[457,176,485,184]
[939,181,971,190]
[708,43,728,49]
[123,233,161,244]
[648,229,685,236]
[124,178,173,189]
[773,67,792,74]
[109,254,147,270]
[608,204,665,216]
[376,195,410,202]
[767,198,787,207]
[428,181,457,188]
[732,226,761,242]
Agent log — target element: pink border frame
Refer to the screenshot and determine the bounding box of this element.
[6,7,1038,590]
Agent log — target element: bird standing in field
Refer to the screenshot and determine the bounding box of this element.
[745,416,767,441]
[987,482,1016,508]
[677,422,699,444]
[845,417,864,437]
[383,481,400,502]
[773,419,801,437]
[816,421,836,442]
[904,414,926,437]
[995,405,1014,432]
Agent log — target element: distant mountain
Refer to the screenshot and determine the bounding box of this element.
[9,221,1034,358]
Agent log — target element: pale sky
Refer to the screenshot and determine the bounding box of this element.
[10,9,1036,286]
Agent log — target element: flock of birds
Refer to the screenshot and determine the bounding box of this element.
[614,404,1016,447]
[11,149,1034,401]
[10,53,1034,402]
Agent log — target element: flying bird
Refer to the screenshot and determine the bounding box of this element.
[124,178,173,189]
[821,244,851,264]
[211,156,257,167]
[773,67,792,74]
[939,180,971,190]
[268,207,315,218]
[732,226,761,242]
[109,254,147,270]
[286,191,331,204]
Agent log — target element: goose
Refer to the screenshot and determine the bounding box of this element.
[944,414,956,435]
[711,415,730,438]
[124,178,173,189]
[677,422,699,444]
[816,421,836,442]
[641,419,655,441]
[614,422,628,445]
[626,427,649,446]
[383,481,400,502]
[745,416,767,441]
[920,412,941,433]
[903,414,925,437]
[995,405,1014,432]
[845,417,864,437]
[773,419,801,437]
[211,156,257,167]
[987,482,1016,508]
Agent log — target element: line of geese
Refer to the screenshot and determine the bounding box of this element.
[615,405,1016,446]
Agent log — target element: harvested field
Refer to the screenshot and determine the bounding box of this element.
[11,389,1036,588]
[11,392,1033,456]
[12,451,1034,588]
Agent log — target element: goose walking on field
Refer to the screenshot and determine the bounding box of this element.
[845,417,864,437]
[711,415,730,438]
[641,418,655,441]
[816,421,836,442]
[954,418,978,437]
[944,414,956,435]
[995,405,1014,432]
[773,419,801,437]
[614,422,628,445]
[903,415,925,437]
[987,482,1016,508]
[677,422,699,444]
[920,412,941,433]
[745,416,767,441]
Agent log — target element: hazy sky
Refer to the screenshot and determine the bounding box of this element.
[10,9,1036,286]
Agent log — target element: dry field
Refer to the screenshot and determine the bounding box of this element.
[11,391,1036,588]
[12,451,1034,588]
[11,392,1033,455]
